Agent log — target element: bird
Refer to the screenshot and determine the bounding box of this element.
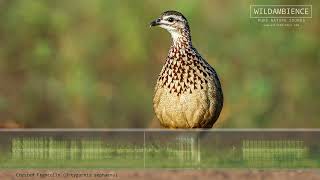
[150,10,223,128]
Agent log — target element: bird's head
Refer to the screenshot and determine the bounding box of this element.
[150,10,190,42]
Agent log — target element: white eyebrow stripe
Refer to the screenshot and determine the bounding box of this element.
[162,15,184,22]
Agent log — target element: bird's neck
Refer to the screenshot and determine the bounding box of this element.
[170,28,192,48]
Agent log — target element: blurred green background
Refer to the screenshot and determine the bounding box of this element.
[0,0,319,128]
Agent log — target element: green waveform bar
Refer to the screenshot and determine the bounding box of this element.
[0,129,319,169]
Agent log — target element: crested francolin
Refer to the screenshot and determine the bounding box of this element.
[150,10,223,128]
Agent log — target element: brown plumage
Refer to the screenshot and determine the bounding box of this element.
[150,10,223,128]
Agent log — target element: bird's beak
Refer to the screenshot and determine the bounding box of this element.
[150,18,161,27]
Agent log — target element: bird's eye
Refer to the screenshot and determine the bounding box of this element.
[167,17,174,22]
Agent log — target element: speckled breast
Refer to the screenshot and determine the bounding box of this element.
[153,77,219,128]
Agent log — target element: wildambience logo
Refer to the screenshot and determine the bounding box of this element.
[250,5,312,27]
